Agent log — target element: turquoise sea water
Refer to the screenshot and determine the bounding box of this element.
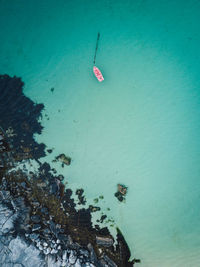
[1,0,200,266]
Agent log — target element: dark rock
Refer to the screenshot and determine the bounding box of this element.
[13,196,25,208]
[78,195,86,205]
[43,228,50,235]
[103,254,118,267]
[76,189,84,196]
[1,190,10,199]
[76,188,86,205]
[98,227,110,236]
[0,75,46,160]
[31,215,41,223]
[20,182,27,189]
[57,233,68,242]
[26,228,32,234]
[63,189,76,210]
[57,174,64,181]
[95,224,101,231]
[51,168,57,174]
[87,243,98,263]
[89,205,100,212]
[99,258,108,266]
[39,162,51,175]
[74,209,93,229]
[79,248,90,258]
[114,191,124,202]
[50,182,59,194]
[49,220,57,236]
[131,258,141,264]
[114,184,128,202]
[100,215,107,223]
[116,228,133,266]
[31,201,40,206]
[40,207,49,215]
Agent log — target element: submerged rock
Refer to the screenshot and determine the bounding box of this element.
[76,188,86,205]
[114,183,128,202]
[99,214,107,223]
[53,153,71,166]
[89,205,100,212]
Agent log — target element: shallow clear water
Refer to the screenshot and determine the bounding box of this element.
[1,0,200,266]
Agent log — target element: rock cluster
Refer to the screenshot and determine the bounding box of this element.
[0,75,46,161]
[0,74,140,266]
[76,189,86,205]
[0,176,116,266]
[0,135,139,266]
[114,184,128,202]
[53,153,71,167]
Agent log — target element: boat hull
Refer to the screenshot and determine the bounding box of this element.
[93,66,104,82]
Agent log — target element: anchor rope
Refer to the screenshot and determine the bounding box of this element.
[93,32,100,65]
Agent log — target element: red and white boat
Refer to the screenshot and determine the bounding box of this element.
[93,66,104,82]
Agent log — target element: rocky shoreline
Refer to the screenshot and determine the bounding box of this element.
[0,74,140,266]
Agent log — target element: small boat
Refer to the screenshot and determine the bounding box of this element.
[93,66,104,82]
[93,33,104,82]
